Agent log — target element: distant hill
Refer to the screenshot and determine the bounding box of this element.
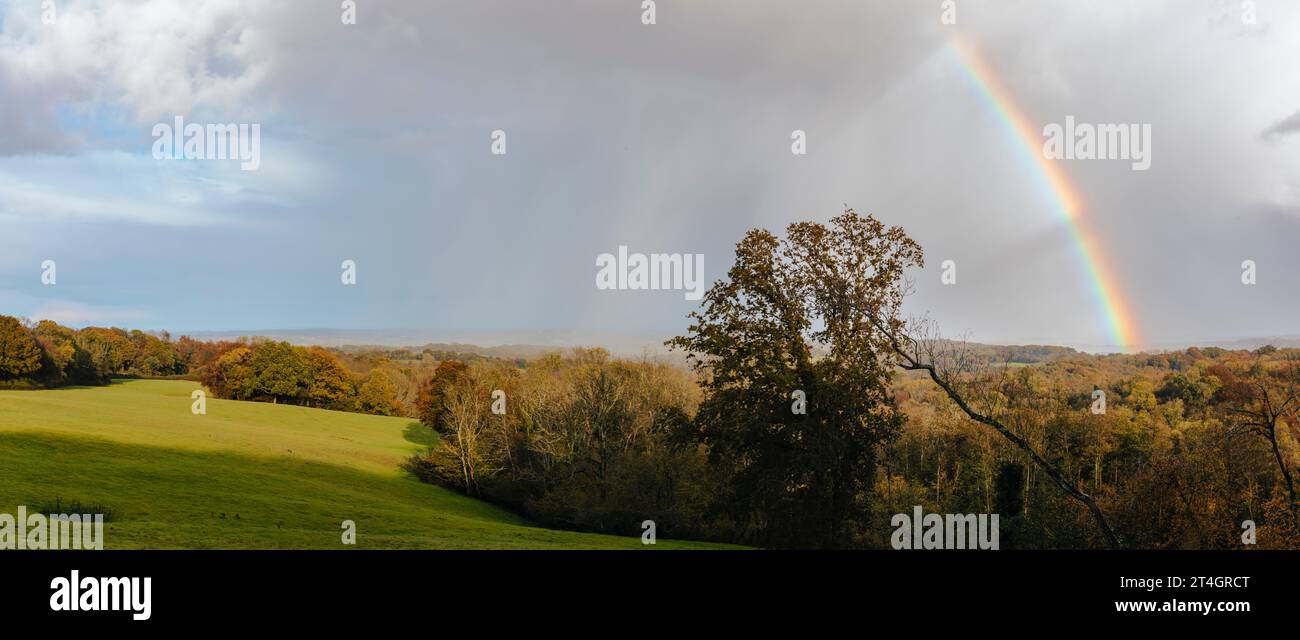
[1141,335,1300,352]
[176,327,1300,363]
[180,328,680,360]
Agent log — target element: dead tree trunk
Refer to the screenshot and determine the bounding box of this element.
[875,321,1122,549]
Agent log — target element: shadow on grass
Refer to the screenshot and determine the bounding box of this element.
[0,430,538,549]
[0,430,740,550]
[402,421,437,447]
[17,378,137,392]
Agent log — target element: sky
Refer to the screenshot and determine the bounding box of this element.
[1,0,1298,353]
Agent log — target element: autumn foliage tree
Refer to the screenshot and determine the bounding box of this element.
[0,316,45,383]
[305,347,356,411]
[199,341,375,412]
[31,320,103,385]
[416,360,471,429]
[358,369,401,416]
[129,329,184,376]
[203,346,255,399]
[33,320,77,375]
[1214,357,1300,514]
[669,210,920,548]
[75,327,136,375]
[405,351,717,539]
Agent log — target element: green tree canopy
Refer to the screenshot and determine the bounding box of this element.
[248,341,311,404]
[669,209,922,548]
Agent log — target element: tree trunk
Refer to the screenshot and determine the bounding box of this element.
[1266,428,1298,508]
[891,347,1123,549]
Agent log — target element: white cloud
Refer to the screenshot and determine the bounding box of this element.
[0,0,272,153]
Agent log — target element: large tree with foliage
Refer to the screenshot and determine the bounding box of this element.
[248,341,311,404]
[204,346,255,400]
[0,316,44,381]
[75,327,136,375]
[417,360,471,429]
[33,320,77,376]
[129,329,183,376]
[669,210,920,548]
[305,348,357,411]
[358,369,401,416]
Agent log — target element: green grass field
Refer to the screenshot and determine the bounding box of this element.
[0,379,731,549]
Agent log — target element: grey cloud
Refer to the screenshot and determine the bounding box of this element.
[1261,109,1300,141]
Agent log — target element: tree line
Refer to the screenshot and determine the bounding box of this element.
[0,316,412,417]
[0,316,184,388]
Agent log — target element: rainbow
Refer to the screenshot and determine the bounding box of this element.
[946,34,1141,353]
